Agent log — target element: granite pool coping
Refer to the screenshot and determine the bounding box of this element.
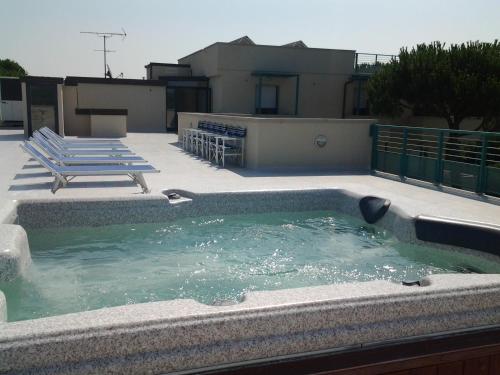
[1,274,500,374]
[1,188,500,373]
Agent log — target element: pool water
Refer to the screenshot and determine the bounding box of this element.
[2,211,500,322]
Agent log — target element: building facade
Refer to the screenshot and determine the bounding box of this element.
[176,40,356,119]
[19,37,392,136]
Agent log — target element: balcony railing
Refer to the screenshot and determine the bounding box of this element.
[355,53,397,74]
[371,124,500,196]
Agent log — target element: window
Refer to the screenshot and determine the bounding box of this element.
[256,85,278,114]
[166,88,176,109]
[30,83,57,105]
[352,81,369,116]
[0,79,22,101]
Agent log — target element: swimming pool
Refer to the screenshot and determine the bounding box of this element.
[2,190,500,374]
[3,210,499,322]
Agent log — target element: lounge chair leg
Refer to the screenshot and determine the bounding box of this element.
[51,175,67,194]
[133,173,150,194]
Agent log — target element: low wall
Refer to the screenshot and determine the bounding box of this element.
[63,83,166,135]
[178,113,375,170]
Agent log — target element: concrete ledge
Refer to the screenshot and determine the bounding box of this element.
[1,274,500,373]
[0,224,31,282]
[0,200,17,224]
[14,189,390,229]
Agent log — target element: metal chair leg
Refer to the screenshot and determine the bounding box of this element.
[133,173,150,193]
[51,174,67,194]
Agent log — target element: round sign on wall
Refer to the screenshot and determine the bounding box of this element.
[315,135,327,148]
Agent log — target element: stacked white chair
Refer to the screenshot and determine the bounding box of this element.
[182,121,246,167]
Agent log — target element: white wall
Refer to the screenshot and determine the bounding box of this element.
[63,83,166,134]
[90,115,127,138]
[178,113,375,170]
[179,43,355,118]
[149,65,191,80]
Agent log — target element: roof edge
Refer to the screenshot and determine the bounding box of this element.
[179,41,356,62]
[144,62,191,68]
[64,76,166,87]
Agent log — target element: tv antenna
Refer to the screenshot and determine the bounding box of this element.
[80,29,127,78]
[105,64,124,79]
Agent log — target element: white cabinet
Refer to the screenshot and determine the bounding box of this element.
[0,78,23,122]
[0,100,23,122]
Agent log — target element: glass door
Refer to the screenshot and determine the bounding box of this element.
[165,85,211,132]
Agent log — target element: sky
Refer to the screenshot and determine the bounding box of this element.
[1,0,499,79]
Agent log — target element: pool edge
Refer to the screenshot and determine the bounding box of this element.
[1,189,500,373]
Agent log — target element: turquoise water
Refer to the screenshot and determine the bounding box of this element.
[2,211,500,322]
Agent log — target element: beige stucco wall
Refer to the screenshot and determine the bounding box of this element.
[90,115,127,137]
[21,82,28,138]
[63,86,90,136]
[149,65,191,80]
[208,72,347,117]
[56,83,64,136]
[178,113,374,170]
[179,43,355,118]
[209,73,293,115]
[62,83,166,135]
[215,43,354,74]
[178,44,220,77]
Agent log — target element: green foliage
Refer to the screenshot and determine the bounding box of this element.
[356,61,385,74]
[368,41,500,130]
[0,59,27,77]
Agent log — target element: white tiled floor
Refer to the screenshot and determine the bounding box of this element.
[2,128,500,225]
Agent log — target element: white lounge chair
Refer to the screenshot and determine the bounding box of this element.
[30,136,148,166]
[20,142,159,193]
[38,128,128,150]
[40,127,124,145]
[33,132,135,156]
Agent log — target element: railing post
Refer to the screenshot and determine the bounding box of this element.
[371,124,379,171]
[400,128,409,178]
[477,134,488,194]
[435,131,444,185]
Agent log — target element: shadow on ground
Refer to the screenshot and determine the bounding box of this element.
[0,132,24,142]
[22,164,44,170]
[168,141,370,178]
[9,179,139,192]
[13,172,53,179]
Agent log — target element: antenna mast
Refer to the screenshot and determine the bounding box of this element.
[80,29,127,78]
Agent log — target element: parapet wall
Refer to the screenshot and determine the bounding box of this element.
[178,113,375,169]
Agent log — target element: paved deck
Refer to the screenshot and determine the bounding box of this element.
[1,128,500,225]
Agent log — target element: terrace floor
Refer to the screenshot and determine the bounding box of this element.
[1,128,500,225]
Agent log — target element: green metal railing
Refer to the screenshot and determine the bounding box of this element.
[371,124,500,197]
[355,53,397,74]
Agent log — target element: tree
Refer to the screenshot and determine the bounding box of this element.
[0,58,27,77]
[367,41,500,131]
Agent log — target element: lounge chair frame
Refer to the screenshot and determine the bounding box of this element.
[20,142,158,194]
[31,135,147,166]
